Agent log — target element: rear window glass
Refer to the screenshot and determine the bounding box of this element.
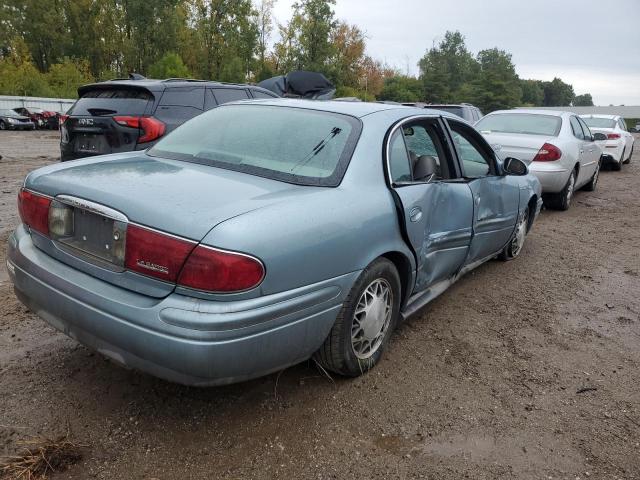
[581,117,616,129]
[422,106,464,118]
[69,88,152,116]
[476,113,562,136]
[149,104,361,186]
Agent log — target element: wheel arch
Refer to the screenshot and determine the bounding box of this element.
[379,251,414,308]
[526,195,538,231]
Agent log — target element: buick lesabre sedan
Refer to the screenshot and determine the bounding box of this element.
[7,100,542,386]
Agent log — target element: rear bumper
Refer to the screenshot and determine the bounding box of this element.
[7,225,355,386]
[528,163,570,193]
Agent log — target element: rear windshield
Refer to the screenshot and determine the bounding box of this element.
[422,106,464,118]
[68,88,153,116]
[476,113,562,136]
[581,117,616,129]
[148,104,361,186]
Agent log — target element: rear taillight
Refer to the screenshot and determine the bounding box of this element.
[178,246,265,293]
[18,189,51,235]
[58,114,68,128]
[113,116,166,143]
[607,133,621,140]
[124,224,195,282]
[533,143,562,162]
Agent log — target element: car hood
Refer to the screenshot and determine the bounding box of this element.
[24,152,310,241]
[480,132,556,164]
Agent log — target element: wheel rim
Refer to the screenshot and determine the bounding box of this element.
[593,162,600,186]
[511,209,529,257]
[565,173,575,205]
[351,278,393,360]
[0,122,5,130]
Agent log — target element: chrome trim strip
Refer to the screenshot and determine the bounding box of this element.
[128,223,198,244]
[56,195,129,223]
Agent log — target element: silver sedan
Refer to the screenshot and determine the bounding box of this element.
[476,109,602,210]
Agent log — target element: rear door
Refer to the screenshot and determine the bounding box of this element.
[570,116,596,185]
[61,86,154,160]
[446,119,520,264]
[387,117,474,293]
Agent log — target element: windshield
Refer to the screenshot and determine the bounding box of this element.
[581,117,616,129]
[476,113,562,136]
[148,104,361,186]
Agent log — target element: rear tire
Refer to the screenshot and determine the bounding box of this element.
[624,146,633,164]
[499,207,529,261]
[0,121,6,130]
[314,258,401,377]
[583,159,601,191]
[612,149,624,171]
[544,169,576,211]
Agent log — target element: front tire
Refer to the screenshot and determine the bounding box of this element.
[314,258,401,377]
[0,121,6,130]
[499,207,529,261]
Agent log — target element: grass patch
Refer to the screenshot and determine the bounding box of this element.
[0,435,84,480]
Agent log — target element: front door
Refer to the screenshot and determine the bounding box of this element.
[446,120,520,265]
[387,118,474,294]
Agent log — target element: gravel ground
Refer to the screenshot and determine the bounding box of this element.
[1,130,639,480]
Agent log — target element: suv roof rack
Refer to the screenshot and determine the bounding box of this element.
[162,78,209,83]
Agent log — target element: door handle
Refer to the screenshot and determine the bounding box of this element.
[579,149,585,154]
[409,206,422,222]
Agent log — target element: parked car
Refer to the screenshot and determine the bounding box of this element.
[402,103,483,123]
[60,76,279,161]
[8,100,541,386]
[476,110,601,210]
[13,107,59,129]
[580,114,634,170]
[0,109,36,130]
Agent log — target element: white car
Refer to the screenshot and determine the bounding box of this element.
[580,114,634,170]
[476,110,601,211]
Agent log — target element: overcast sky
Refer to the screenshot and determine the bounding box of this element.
[272,0,640,105]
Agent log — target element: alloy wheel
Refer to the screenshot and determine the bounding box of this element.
[511,209,529,257]
[565,172,576,206]
[351,278,393,360]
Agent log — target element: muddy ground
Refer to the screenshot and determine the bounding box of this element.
[1,130,639,479]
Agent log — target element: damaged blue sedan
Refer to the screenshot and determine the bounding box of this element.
[7,99,541,386]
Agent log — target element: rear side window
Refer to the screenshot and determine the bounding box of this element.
[159,88,204,109]
[476,113,562,136]
[570,116,585,140]
[69,88,152,116]
[212,88,250,105]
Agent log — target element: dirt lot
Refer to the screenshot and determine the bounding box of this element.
[1,130,639,480]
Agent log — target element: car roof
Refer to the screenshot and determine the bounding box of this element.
[78,78,272,95]
[579,114,618,119]
[223,98,463,120]
[492,109,568,117]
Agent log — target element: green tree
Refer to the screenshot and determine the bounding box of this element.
[148,52,191,79]
[418,31,478,103]
[379,75,423,102]
[543,77,575,106]
[46,58,94,97]
[573,93,594,106]
[295,0,336,72]
[465,48,522,112]
[520,79,544,106]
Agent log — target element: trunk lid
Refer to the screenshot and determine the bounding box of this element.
[480,132,555,164]
[26,153,305,241]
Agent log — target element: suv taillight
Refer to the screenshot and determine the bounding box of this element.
[18,189,51,235]
[533,143,562,162]
[114,116,166,143]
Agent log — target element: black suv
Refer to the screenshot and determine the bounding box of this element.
[402,103,483,123]
[60,76,279,161]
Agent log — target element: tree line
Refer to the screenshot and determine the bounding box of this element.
[0,0,594,111]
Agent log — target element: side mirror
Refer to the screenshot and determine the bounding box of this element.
[413,155,437,182]
[503,157,528,176]
[593,132,607,141]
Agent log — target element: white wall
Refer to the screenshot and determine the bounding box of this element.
[517,106,640,117]
[0,95,75,113]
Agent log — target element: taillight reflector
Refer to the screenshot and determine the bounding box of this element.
[533,143,562,162]
[113,116,166,143]
[58,114,69,128]
[607,133,621,140]
[18,189,51,235]
[124,225,195,282]
[178,246,265,293]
